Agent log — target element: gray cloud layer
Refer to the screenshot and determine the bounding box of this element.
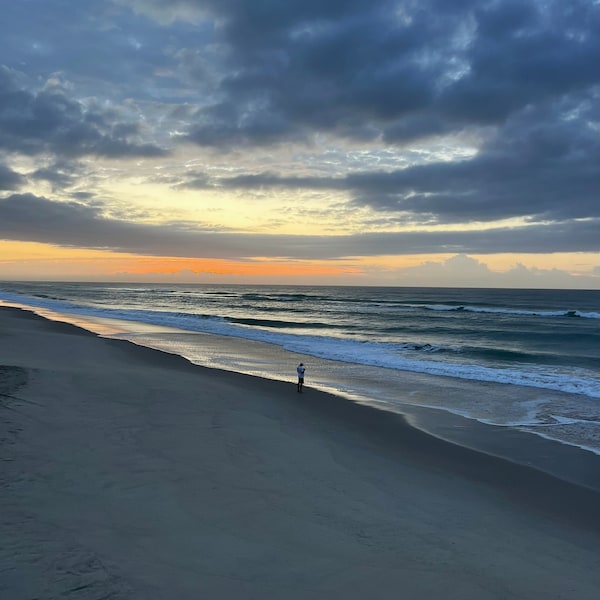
[1,194,597,259]
[0,67,165,158]
[0,0,598,259]
[177,0,598,147]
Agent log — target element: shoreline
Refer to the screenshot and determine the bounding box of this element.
[3,300,599,491]
[2,305,599,598]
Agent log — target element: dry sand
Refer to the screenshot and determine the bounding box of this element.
[1,306,598,599]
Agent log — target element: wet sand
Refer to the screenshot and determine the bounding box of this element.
[1,306,598,599]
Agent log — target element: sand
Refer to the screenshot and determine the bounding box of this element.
[1,305,598,599]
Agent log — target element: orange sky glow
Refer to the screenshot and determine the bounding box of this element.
[1,240,598,288]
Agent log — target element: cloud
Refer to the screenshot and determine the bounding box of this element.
[349,93,599,223]
[0,163,23,190]
[1,194,597,259]
[437,1,598,123]
[29,159,86,191]
[135,0,598,151]
[179,0,461,147]
[181,89,599,225]
[156,0,599,227]
[391,254,600,289]
[0,66,167,158]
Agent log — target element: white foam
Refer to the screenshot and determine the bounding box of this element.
[517,428,600,456]
[382,398,600,455]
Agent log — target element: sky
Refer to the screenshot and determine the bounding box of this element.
[0,0,598,288]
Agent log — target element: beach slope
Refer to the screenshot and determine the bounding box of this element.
[1,306,598,599]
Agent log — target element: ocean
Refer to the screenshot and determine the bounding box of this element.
[1,282,599,470]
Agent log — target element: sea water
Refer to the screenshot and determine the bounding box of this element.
[1,282,598,460]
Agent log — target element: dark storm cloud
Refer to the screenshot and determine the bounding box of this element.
[437,0,598,125]
[0,194,597,259]
[158,0,599,147]
[349,94,600,223]
[0,67,166,158]
[182,0,453,147]
[6,0,594,149]
[30,159,85,190]
[0,163,24,190]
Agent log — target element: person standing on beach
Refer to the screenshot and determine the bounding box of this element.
[297,363,306,393]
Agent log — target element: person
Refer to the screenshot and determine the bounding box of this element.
[296,363,306,393]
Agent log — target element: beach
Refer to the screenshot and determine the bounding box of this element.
[1,306,598,599]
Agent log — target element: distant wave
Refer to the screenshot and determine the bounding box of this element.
[421,304,599,319]
[226,316,353,330]
[240,292,314,302]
